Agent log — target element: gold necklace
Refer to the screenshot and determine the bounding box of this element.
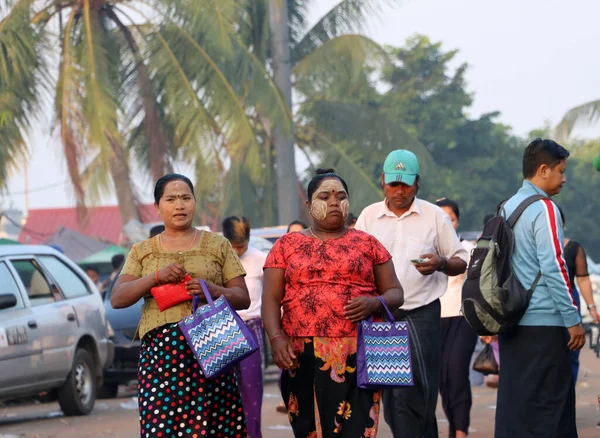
[159,229,197,253]
[308,226,346,245]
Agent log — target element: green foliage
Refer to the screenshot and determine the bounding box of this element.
[558,155,600,260]
[0,0,44,187]
[0,0,289,225]
[303,33,600,259]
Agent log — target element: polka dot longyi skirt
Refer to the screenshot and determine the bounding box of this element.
[138,323,247,437]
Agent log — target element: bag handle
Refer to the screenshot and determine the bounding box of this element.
[192,279,213,311]
[505,194,547,293]
[506,194,547,228]
[374,296,396,322]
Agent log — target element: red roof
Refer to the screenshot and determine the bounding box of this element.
[18,204,160,245]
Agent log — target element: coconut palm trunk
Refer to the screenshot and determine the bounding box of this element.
[269,0,300,224]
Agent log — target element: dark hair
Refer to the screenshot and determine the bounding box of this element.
[557,204,565,225]
[306,168,349,201]
[154,174,195,204]
[149,224,165,238]
[435,197,460,220]
[522,138,570,178]
[85,266,99,274]
[222,216,251,243]
[111,254,125,270]
[287,220,307,232]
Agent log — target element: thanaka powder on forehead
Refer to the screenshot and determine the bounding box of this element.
[313,179,347,199]
[165,181,192,198]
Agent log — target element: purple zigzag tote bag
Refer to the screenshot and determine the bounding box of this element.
[357,296,414,389]
[178,280,258,378]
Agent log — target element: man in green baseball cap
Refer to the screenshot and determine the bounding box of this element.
[355,149,468,438]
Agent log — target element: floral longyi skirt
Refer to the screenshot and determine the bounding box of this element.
[281,336,381,438]
[138,323,246,437]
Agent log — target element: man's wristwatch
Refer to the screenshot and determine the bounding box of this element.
[588,304,597,310]
[437,257,447,272]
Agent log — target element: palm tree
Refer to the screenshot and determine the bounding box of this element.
[269,0,298,225]
[221,0,429,224]
[0,0,287,228]
[556,99,600,143]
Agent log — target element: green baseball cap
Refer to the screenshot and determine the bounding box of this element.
[383,150,419,186]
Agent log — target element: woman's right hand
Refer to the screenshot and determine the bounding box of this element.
[156,263,186,284]
[271,335,298,370]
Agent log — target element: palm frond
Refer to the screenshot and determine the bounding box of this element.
[293,34,389,98]
[302,99,433,183]
[0,0,43,187]
[287,0,311,44]
[314,130,382,197]
[80,0,121,161]
[556,99,600,143]
[107,7,172,181]
[165,23,260,157]
[79,151,113,205]
[55,6,86,216]
[292,0,395,64]
[226,33,292,130]
[136,0,241,55]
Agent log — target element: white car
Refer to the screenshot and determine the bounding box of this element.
[0,245,114,416]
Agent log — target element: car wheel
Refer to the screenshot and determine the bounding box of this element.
[57,348,97,416]
[97,382,119,399]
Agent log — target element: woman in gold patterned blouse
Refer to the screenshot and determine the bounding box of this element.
[112,174,250,438]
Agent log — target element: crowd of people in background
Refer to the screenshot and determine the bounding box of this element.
[79,137,598,437]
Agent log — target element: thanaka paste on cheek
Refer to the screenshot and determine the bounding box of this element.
[310,200,328,220]
[341,199,350,219]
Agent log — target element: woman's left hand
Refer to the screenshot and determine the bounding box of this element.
[343,296,380,322]
[186,279,212,299]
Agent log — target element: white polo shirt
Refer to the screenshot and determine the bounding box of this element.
[355,198,468,311]
[237,246,268,321]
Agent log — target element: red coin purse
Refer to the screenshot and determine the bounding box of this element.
[150,274,194,312]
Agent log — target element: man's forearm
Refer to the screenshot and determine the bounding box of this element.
[443,257,467,276]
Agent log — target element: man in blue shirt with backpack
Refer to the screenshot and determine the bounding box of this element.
[496,139,585,437]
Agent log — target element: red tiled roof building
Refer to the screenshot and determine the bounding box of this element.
[18,204,161,245]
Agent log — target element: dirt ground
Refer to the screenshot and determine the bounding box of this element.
[1,348,598,437]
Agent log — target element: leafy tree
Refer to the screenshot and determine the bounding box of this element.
[0,0,285,228]
[217,0,406,227]
[529,123,600,259]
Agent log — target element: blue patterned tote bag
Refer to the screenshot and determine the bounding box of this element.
[357,296,414,388]
[178,280,258,378]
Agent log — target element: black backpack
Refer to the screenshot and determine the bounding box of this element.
[461,195,545,335]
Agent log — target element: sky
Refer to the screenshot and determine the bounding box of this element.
[2,0,600,213]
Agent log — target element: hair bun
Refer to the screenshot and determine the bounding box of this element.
[316,168,335,175]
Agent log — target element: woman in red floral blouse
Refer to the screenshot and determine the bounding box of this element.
[262,169,404,437]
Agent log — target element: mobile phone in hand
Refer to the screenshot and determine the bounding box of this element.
[410,257,429,264]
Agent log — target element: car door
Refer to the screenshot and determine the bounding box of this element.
[0,260,44,395]
[37,255,106,374]
[9,257,75,385]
